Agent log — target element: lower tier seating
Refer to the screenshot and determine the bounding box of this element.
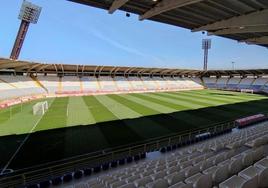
[58,122,268,188]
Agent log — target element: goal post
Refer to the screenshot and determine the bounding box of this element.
[240,89,254,94]
[33,101,48,115]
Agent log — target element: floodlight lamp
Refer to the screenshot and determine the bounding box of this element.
[18,1,42,24]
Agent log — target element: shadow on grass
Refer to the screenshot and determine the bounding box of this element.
[1,98,268,170]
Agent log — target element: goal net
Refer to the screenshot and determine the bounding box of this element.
[33,101,48,115]
[240,89,254,94]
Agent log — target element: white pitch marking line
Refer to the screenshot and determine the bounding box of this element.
[0,112,45,174]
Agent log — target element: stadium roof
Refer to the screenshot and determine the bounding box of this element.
[1,58,268,77]
[68,0,268,47]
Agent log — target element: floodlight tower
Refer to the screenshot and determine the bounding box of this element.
[10,0,41,60]
[202,39,211,71]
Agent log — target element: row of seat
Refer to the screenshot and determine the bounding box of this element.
[0,75,203,100]
[69,122,268,188]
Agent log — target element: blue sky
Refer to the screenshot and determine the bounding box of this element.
[0,0,268,70]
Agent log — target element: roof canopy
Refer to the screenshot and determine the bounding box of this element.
[1,58,268,77]
[68,0,268,47]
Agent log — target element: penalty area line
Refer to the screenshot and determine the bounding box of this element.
[0,114,44,175]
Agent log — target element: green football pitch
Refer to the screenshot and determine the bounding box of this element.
[1,89,268,137]
[1,89,268,170]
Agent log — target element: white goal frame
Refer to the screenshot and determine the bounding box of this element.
[33,101,48,115]
[240,89,254,94]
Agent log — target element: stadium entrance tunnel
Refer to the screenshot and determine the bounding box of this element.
[0,98,268,171]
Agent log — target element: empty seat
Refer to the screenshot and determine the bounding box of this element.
[91,184,104,188]
[167,166,180,174]
[169,181,192,188]
[141,170,154,178]
[229,156,243,175]
[125,175,140,183]
[239,165,268,188]
[219,175,258,188]
[254,157,268,170]
[146,178,168,188]
[134,176,152,187]
[180,161,192,169]
[213,152,226,165]
[193,173,213,188]
[183,165,200,178]
[151,171,166,181]
[226,141,241,149]
[203,164,229,185]
[245,137,266,148]
[153,166,166,173]
[199,158,214,171]
[111,180,126,188]
[210,143,225,151]
[252,147,264,162]
[166,171,185,186]
[118,183,136,188]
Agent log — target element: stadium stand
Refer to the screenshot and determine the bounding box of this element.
[216,77,228,89]
[61,76,81,92]
[129,77,147,91]
[81,77,100,93]
[203,77,217,89]
[202,76,268,94]
[38,75,60,94]
[226,77,241,90]
[2,73,268,107]
[58,121,268,188]
[98,76,118,92]
[0,75,45,101]
[114,76,131,91]
[238,77,255,90]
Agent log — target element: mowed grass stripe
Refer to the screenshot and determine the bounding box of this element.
[174,90,268,116]
[109,94,172,138]
[173,90,245,103]
[83,96,118,122]
[139,93,204,109]
[110,94,160,116]
[166,92,232,105]
[96,95,159,139]
[153,92,259,126]
[119,94,212,131]
[159,92,249,116]
[129,94,213,125]
[84,95,143,146]
[133,92,233,124]
[121,94,176,113]
[95,95,141,119]
[172,91,268,112]
[186,90,268,111]
[66,96,96,126]
[195,89,266,100]
[35,97,68,132]
[129,94,215,132]
[117,94,212,125]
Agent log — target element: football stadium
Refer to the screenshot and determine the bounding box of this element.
[1,0,268,188]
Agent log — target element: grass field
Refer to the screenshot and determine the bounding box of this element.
[1,89,268,136]
[1,89,268,170]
